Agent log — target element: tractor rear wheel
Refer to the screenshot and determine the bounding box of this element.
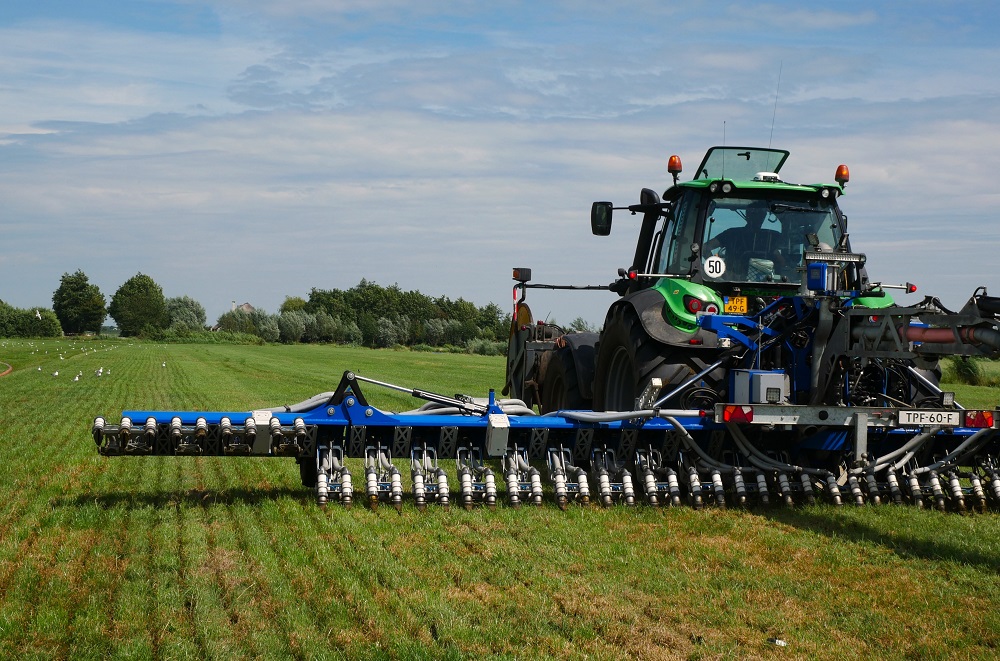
[593,306,721,411]
[539,347,591,413]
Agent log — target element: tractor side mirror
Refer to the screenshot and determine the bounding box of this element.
[591,201,613,236]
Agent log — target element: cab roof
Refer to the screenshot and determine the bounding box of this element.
[694,146,789,181]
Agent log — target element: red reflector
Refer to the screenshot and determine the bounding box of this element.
[907,282,918,293]
[722,405,753,424]
[628,270,638,280]
[965,410,994,428]
[684,295,703,314]
[688,338,703,345]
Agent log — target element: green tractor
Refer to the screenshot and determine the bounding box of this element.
[504,145,925,414]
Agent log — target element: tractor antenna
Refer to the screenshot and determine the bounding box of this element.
[768,61,782,149]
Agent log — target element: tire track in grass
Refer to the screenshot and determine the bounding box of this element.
[172,457,233,658]
[206,458,299,659]
[0,410,109,623]
[108,459,159,659]
[146,455,167,659]
[296,498,433,652]
[169,459,207,659]
[239,457,440,655]
[59,460,134,658]
[186,456,268,659]
[145,458,200,658]
[239,476,328,658]
[3,497,103,656]
[232,460,377,654]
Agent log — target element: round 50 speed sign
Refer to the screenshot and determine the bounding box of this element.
[704,255,726,278]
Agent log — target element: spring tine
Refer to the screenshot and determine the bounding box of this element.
[864,473,881,505]
[484,468,498,509]
[825,475,843,506]
[886,471,903,505]
[927,471,947,512]
[946,471,966,513]
[755,473,770,506]
[969,472,987,513]
[777,472,793,507]
[711,469,726,508]
[687,466,702,510]
[907,474,924,509]
[732,469,747,506]
[799,473,816,506]
[847,475,864,506]
[436,468,451,510]
[666,468,683,507]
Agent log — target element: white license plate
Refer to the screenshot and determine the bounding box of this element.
[897,409,963,427]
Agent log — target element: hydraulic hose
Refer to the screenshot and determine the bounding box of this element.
[665,417,754,475]
[266,392,337,413]
[726,422,834,478]
[910,428,997,475]
[550,408,702,423]
[400,399,534,416]
[852,426,942,475]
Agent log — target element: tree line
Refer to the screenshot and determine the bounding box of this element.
[3,270,512,354]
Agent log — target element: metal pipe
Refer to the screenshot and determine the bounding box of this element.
[652,359,726,408]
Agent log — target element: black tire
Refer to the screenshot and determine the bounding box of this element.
[298,457,316,488]
[539,347,591,413]
[593,305,722,411]
[911,362,944,406]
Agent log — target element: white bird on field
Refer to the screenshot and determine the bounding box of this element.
[73,375,79,381]
[162,362,166,367]
[52,371,58,377]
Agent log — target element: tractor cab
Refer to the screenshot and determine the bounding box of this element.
[654,147,854,298]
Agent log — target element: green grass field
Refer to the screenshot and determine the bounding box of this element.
[2,338,1000,659]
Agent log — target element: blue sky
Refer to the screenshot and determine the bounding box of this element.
[3,1,1000,326]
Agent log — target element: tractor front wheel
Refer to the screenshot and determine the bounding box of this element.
[593,306,722,411]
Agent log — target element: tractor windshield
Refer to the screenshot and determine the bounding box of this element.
[658,192,844,284]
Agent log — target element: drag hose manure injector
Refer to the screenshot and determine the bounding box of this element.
[93,146,1000,512]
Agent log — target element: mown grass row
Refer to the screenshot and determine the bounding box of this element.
[1,338,1000,659]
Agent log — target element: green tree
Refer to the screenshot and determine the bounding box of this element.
[216,309,253,334]
[569,317,597,333]
[52,270,106,334]
[108,273,167,337]
[0,303,61,338]
[165,295,207,331]
[278,310,307,343]
[251,309,280,342]
[280,296,308,314]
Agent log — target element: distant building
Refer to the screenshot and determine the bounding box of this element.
[212,302,257,331]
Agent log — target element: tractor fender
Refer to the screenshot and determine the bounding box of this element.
[554,332,600,400]
[614,288,719,348]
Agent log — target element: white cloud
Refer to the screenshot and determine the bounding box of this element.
[2,1,1000,324]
